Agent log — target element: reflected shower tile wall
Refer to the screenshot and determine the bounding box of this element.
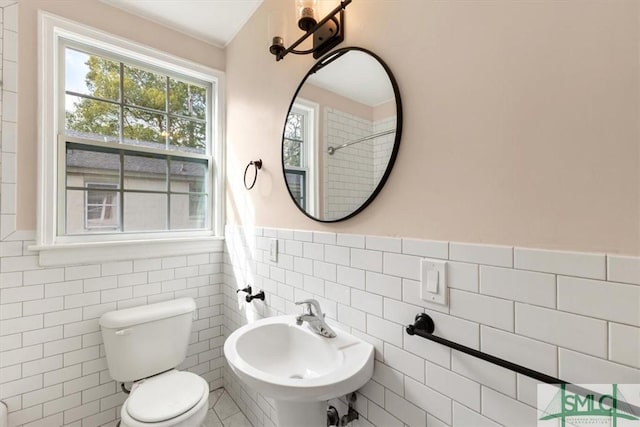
[324,108,375,218]
[223,225,640,427]
[372,116,396,184]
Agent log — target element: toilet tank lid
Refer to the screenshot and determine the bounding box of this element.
[99,298,196,329]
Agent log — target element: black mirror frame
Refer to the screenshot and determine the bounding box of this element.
[281,46,403,223]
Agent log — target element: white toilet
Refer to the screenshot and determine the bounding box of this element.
[99,298,209,427]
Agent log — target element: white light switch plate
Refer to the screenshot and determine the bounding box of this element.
[269,238,278,263]
[421,258,447,305]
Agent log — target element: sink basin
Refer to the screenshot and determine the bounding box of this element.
[224,315,374,426]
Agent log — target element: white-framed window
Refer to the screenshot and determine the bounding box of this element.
[35,12,225,265]
[283,100,318,216]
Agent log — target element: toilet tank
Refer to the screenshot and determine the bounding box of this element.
[99,297,196,382]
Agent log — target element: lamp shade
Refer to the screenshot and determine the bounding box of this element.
[268,9,286,55]
[296,0,318,31]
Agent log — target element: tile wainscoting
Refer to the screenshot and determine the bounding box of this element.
[223,225,640,427]
[2,222,637,427]
[0,232,226,427]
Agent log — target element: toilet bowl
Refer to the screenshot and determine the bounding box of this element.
[119,370,209,427]
[99,298,209,427]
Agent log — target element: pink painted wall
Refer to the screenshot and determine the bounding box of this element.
[11,0,640,255]
[225,0,640,255]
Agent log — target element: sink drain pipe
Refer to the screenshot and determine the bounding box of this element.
[327,406,339,426]
[327,393,359,426]
[0,401,8,427]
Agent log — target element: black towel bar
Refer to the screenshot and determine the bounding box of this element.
[406,313,640,417]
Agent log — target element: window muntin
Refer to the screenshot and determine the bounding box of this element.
[62,44,213,237]
[65,46,208,155]
[285,170,306,210]
[64,143,208,234]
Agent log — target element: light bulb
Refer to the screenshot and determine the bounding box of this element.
[268,9,286,56]
[296,0,317,32]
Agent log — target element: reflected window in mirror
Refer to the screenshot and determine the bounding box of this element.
[283,100,319,216]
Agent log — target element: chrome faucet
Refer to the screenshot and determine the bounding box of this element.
[295,299,336,338]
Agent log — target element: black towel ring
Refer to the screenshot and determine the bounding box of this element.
[243,159,262,190]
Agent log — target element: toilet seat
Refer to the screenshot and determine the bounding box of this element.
[128,371,206,422]
[120,370,209,427]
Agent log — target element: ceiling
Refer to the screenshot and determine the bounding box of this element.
[100,1,391,107]
[101,0,263,47]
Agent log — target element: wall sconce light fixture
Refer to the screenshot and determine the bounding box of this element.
[269,0,352,61]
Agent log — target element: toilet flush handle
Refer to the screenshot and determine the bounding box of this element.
[115,329,131,336]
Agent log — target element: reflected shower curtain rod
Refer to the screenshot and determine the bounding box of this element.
[327,129,394,155]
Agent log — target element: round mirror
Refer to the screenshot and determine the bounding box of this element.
[281,47,402,222]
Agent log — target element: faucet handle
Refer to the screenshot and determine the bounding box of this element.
[295,299,323,316]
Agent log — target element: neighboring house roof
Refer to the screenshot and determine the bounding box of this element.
[66,131,205,178]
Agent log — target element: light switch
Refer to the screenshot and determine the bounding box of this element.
[421,258,447,305]
[426,270,439,293]
[269,239,278,263]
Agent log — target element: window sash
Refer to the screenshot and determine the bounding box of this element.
[63,44,211,155]
[284,169,306,210]
[61,137,211,235]
[62,42,212,100]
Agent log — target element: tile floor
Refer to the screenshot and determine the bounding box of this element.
[205,388,253,427]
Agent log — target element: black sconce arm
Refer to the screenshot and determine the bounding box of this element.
[272,0,352,61]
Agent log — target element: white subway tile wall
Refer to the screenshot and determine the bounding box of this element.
[1,2,17,240]
[224,225,640,427]
[372,116,396,184]
[608,255,640,286]
[0,244,225,427]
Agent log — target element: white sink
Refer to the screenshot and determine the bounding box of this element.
[224,315,374,426]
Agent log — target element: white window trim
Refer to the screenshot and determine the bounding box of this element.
[34,12,226,265]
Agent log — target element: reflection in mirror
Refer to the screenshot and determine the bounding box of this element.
[282,47,402,222]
